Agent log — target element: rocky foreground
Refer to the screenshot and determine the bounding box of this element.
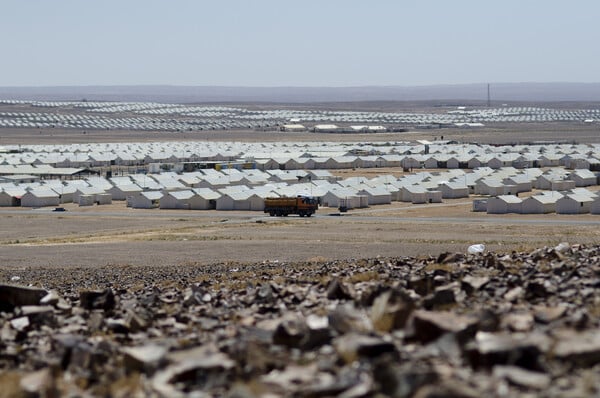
[1,244,600,397]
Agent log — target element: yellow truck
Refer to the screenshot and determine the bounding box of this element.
[264,196,319,217]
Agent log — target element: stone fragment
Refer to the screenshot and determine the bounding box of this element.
[373,361,438,398]
[423,284,456,310]
[525,280,556,299]
[326,278,353,300]
[154,346,235,396]
[370,289,414,332]
[533,305,567,323]
[260,363,328,394]
[334,333,397,363]
[106,318,130,334]
[126,309,151,332]
[411,310,478,344]
[255,283,275,303]
[40,290,60,306]
[407,276,433,296]
[19,368,57,397]
[0,284,48,311]
[504,286,523,302]
[122,344,168,374]
[272,316,309,348]
[553,330,600,367]
[10,316,30,332]
[437,252,463,264]
[502,312,534,332]
[79,289,116,311]
[466,331,549,370]
[493,365,551,389]
[328,303,372,334]
[461,275,490,295]
[413,380,480,398]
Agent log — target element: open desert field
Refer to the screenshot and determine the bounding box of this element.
[1,123,600,146]
[1,199,599,270]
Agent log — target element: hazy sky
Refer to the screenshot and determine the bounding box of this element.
[1,0,598,87]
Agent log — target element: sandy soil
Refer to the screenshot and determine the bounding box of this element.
[1,199,599,269]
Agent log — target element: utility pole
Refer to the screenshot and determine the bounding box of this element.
[487,84,491,108]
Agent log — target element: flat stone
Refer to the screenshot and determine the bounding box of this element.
[39,290,60,306]
[423,285,456,310]
[553,330,600,367]
[122,344,168,374]
[467,331,549,370]
[334,333,397,363]
[0,284,48,311]
[493,365,551,389]
[79,289,116,311]
[533,305,567,323]
[10,316,30,332]
[154,346,235,395]
[502,312,534,332]
[411,310,478,344]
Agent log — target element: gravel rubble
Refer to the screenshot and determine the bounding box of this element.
[1,243,600,397]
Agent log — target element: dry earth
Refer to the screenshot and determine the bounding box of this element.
[1,200,600,269]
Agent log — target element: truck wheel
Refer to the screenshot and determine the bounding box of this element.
[269,211,275,216]
[306,213,312,217]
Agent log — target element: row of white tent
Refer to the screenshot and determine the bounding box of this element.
[3,141,600,173]
[2,100,599,128]
[485,189,600,214]
[2,165,599,211]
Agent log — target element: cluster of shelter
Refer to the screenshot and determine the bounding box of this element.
[0,140,600,214]
[0,99,598,132]
[2,141,600,171]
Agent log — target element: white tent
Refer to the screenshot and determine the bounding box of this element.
[21,189,60,207]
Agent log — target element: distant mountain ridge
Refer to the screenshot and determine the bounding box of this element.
[0,83,599,103]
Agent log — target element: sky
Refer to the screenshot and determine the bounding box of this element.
[0,0,598,87]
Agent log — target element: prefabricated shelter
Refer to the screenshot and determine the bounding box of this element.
[357,186,392,205]
[590,196,600,214]
[216,191,265,211]
[556,193,594,214]
[108,184,143,201]
[400,185,428,204]
[474,179,506,196]
[426,189,443,203]
[503,175,533,194]
[21,189,60,208]
[439,182,469,199]
[160,190,197,210]
[486,195,522,214]
[521,194,560,214]
[192,188,221,210]
[72,186,107,204]
[551,180,576,191]
[51,184,78,203]
[568,169,597,187]
[320,188,362,209]
[0,189,24,207]
[130,191,163,209]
